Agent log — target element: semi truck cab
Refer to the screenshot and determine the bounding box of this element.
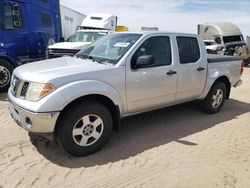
[198,22,250,65]
[0,0,62,92]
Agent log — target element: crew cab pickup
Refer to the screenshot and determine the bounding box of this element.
[8,32,243,156]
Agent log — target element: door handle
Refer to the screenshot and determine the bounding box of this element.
[166,70,177,75]
[197,67,205,71]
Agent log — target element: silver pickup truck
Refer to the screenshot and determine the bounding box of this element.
[8,32,243,156]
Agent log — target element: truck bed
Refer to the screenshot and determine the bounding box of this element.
[207,54,242,63]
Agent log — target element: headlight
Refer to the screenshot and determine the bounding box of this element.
[25,82,55,101]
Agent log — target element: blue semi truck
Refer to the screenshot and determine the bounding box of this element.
[0,0,85,92]
[0,0,61,91]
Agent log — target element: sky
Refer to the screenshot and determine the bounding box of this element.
[60,0,250,37]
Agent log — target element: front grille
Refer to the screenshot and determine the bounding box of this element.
[48,48,80,58]
[11,76,30,98]
[20,81,29,97]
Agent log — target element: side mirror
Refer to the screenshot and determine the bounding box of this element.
[133,55,155,69]
[60,37,65,42]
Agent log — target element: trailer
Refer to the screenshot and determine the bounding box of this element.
[60,5,86,39]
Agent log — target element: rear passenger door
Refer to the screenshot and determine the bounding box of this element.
[176,36,207,101]
[126,35,177,113]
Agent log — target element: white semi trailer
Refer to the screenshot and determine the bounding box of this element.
[60,5,86,39]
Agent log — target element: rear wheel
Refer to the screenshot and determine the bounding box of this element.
[0,59,14,92]
[57,100,113,156]
[244,58,250,66]
[201,81,227,114]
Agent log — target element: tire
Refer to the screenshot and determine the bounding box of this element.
[244,58,250,66]
[201,81,227,114]
[0,59,14,92]
[57,100,113,156]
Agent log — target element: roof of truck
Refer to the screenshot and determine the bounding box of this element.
[111,31,200,37]
[204,22,242,36]
[77,29,110,33]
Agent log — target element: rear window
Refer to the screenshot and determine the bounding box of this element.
[41,13,52,27]
[177,37,200,64]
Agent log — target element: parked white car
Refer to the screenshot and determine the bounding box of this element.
[47,30,109,58]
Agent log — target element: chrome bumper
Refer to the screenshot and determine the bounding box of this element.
[234,79,243,88]
[9,101,60,133]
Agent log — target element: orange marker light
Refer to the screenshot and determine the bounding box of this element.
[39,83,55,98]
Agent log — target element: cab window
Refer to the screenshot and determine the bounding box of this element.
[132,36,172,67]
[3,4,14,29]
[177,36,200,64]
[41,13,52,27]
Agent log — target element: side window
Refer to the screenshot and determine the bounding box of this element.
[3,4,14,29]
[177,37,200,64]
[132,36,172,67]
[40,13,52,27]
[214,37,222,44]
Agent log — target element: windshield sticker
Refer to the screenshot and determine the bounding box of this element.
[98,32,107,35]
[114,42,130,48]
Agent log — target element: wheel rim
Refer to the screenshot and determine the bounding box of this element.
[212,89,223,108]
[72,114,104,147]
[0,65,11,87]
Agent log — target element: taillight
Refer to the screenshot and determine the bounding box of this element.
[240,61,244,75]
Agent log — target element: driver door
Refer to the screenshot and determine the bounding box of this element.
[126,36,177,113]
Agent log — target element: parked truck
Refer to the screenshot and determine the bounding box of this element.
[47,13,118,58]
[0,0,85,92]
[246,36,250,65]
[8,32,243,156]
[198,22,250,65]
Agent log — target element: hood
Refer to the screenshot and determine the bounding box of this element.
[13,56,113,86]
[48,42,92,50]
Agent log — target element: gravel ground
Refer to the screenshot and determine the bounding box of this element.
[0,67,250,188]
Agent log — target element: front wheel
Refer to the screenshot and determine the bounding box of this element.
[201,81,227,114]
[57,100,113,156]
[0,59,14,92]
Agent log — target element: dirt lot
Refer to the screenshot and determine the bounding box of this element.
[0,67,250,188]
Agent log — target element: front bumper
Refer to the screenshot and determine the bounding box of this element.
[9,101,60,133]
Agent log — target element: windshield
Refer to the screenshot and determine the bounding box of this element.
[76,33,142,64]
[66,31,107,42]
[223,35,243,43]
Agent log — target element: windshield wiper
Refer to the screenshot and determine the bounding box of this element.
[75,54,83,59]
[75,54,107,65]
[88,56,106,65]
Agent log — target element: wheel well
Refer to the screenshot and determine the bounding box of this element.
[215,76,231,99]
[54,94,121,141]
[0,57,15,68]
